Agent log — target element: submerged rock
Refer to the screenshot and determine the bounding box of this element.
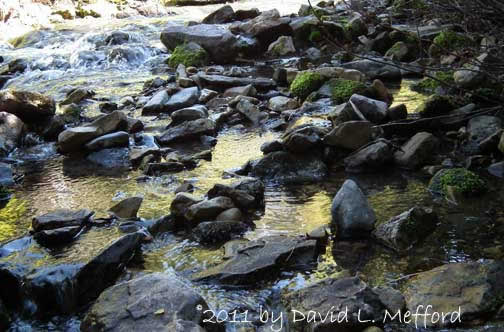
[33,226,82,247]
[87,148,131,169]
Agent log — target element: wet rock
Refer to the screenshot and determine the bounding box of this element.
[0,90,55,123]
[202,5,235,24]
[81,272,211,332]
[464,116,502,154]
[0,163,14,187]
[85,131,129,151]
[247,151,328,184]
[199,88,218,103]
[32,209,94,232]
[207,184,256,210]
[323,120,373,151]
[185,196,235,224]
[61,88,94,105]
[141,90,170,114]
[232,9,292,46]
[156,118,216,145]
[488,161,504,178]
[373,207,438,251]
[417,94,453,118]
[171,105,208,125]
[170,193,202,219]
[331,179,376,239]
[33,226,82,247]
[164,87,200,114]
[267,96,299,112]
[193,221,249,244]
[341,59,402,80]
[144,162,185,175]
[223,84,256,98]
[109,196,143,219]
[236,98,266,125]
[175,182,195,194]
[0,112,24,156]
[282,277,386,331]
[193,235,317,285]
[282,124,327,153]
[0,298,10,331]
[404,260,504,327]
[267,36,296,56]
[129,147,160,167]
[479,129,502,154]
[349,94,388,124]
[260,140,284,154]
[104,31,130,45]
[344,139,393,173]
[87,148,131,169]
[387,103,408,121]
[394,132,439,169]
[235,8,260,20]
[195,74,276,92]
[216,208,243,221]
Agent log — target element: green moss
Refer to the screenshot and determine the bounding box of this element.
[76,5,101,18]
[329,78,367,104]
[412,71,454,93]
[290,72,326,100]
[433,30,472,51]
[168,44,208,68]
[309,30,322,43]
[431,168,487,196]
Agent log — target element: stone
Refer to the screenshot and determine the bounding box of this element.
[142,90,170,114]
[282,124,326,153]
[32,209,94,232]
[0,163,14,187]
[202,5,235,24]
[342,59,402,80]
[33,226,82,247]
[170,105,208,125]
[193,235,317,285]
[394,132,440,169]
[0,90,55,123]
[323,121,373,150]
[331,179,376,239]
[223,84,257,98]
[260,140,284,154]
[232,9,292,46]
[61,88,94,105]
[387,103,407,121]
[349,94,388,124]
[185,197,235,224]
[81,272,211,331]
[216,208,243,221]
[488,161,504,178]
[0,112,24,157]
[164,87,200,114]
[87,148,131,169]
[170,193,202,218]
[144,162,185,175]
[156,118,216,145]
[235,99,266,125]
[85,131,129,151]
[404,260,504,327]
[207,184,256,210]
[417,94,453,118]
[267,36,296,56]
[235,8,260,20]
[195,74,276,92]
[193,221,249,244]
[385,41,409,61]
[344,139,393,173]
[373,207,438,251]
[109,196,143,219]
[267,96,299,112]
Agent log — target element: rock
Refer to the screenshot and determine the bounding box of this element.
[85,131,129,151]
[0,163,14,187]
[195,74,276,92]
[170,193,202,218]
[32,209,94,232]
[109,196,143,219]
[216,208,243,221]
[236,98,266,125]
[223,84,257,98]
[185,197,235,224]
[33,226,82,247]
[347,16,368,39]
[394,132,439,169]
[282,277,386,331]
[385,41,409,61]
[144,162,185,175]
[404,260,504,327]
[165,320,206,332]
[0,112,24,156]
[248,151,328,184]
[342,59,402,80]
[170,105,208,125]
[488,161,504,178]
[344,139,393,173]
[453,53,492,89]
[428,168,486,198]
[235,8,260,20]
[164,87,200,114]
[199,89,218,103]
[387,103,407,121]
[331,179,376,239]
[267,96,299,112]
[0,298,10,331]
[202,5,235,24]
[193,221,249,244]
[416,95,453,118]
[207,184,256,210]
[156,118,216,145]
[468,116,502,150]
[282,124,326,153]
[373,207,438,251]
[193,235,317,284]
[479,129,502,154]
[349,94,388,124]
[232,9,292,47]
[87,148,131,169]
[260,140,284,154]
[267,36,296,56]
[142,90,170,114]
[323,121,373,150]
[61,88,94,105]
[0,90,55,123]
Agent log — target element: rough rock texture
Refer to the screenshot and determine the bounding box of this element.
[195,74,276,92]
[0,90,55,123]
[185,196,235,224]
[0,112,24,156]
[109,196,143,219]
[349,94,388,124]
[32,209,94,232]
[344,139,393,173]
[323,120,373,150]
[85,131,129,151]
[202,5,235,24]
[193,221,249,244]
[394,132,439,169]
[156,118,216,145]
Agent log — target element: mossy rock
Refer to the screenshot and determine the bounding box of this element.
[309,29,322,43]
[168,42,209,68]
[411,71,454,94]
[430,30,473,56]
[429,168,487,197]
[416,94,454,118]
[76,6,101,18]
[329,78,367,104]
[290,71,326,100]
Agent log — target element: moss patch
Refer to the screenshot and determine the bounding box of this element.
[412,71,454,93]
[429,168,486,197]
[309,29,322,43]
[329,78,367,104]
[76,6,101,18]
[290,72,326,100]
[168,44,208,68]
[433,30,472,51]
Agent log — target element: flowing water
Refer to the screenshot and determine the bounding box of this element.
[1,1,504,331]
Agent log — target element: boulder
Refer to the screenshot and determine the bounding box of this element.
[109,196,143,219]
[373,207,438,251]
[394,132,440,169]
[195,74,276,92]
[170,193,202,218]
[193,221,249,244]
[349,94,388,124]
[342,59,402,80]
[0,90,55,123]
[207,184,257,210]
[32,209,94,232]
[235,98,266,125]
[260,140,284,154]
[170,105,207,125]
[267,96,299,112]
[267,36,296,56]
[0,112,24,156]
[85,131,129,151]
[344,139,393,173]
[202,5,235,24]
[331,179,376,239]
[193,235,317,285]
[322,120,373,150]
[404,260,504,327]
[142,90,170,114]
[33,226,82,247]
[282,124,326,153]
[185,196,235,224]
[215,208,243,221]
[156,118,216,145]
[232,9,292,46]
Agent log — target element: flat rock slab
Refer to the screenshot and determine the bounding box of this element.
[195,74,276,92]
[192,235,317,285]
[32,209,94,232]
[156,118,216,145]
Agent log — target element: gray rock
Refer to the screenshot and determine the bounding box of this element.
[193,235,317,285]
[32,209,94,232]
[282,124,326,153]
[85,131,129,151]
[260,140,284,154]
[164,87,200,114]
[373,207,438,251]
[466,116,502,154]
[207,184,257,210]
[344,139,393,173]
[0,163,14,187]
[193,221,249,244]
[170,105,207,125]
[323,120,373,150]
[215,208,243,221]
[232,9,292,46]
[87,148,131,169]
[223,84,256,98]
[170,193,202,218]
[0,90,55,123]
[267,96,299,112]
[236,98,266,125]
[267,36,296,56]
[195,74,276,92]
[156,118,216,145]
[33,226,82,247]
[488,161,504,178]
[0,112,23,157]
[109,196,143,219]
[81,272,210,331]
[342,59,402,80]
[142,90,170,115]
[202,5,235,24]
[387,103,408,121]
[349,94,388,124]
[394,132,439,169]
[185,196,235,224]
[331,179,376,239]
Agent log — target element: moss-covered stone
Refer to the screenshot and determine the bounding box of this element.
[309,29,322,43]
[290,71,326,100]
[412,71,454,94]
[329,78,367,104]
[76,5,101,18]
[431,30,472,56]
[429,168,486,197]
[416,94,454,118]
[168,42,209,68]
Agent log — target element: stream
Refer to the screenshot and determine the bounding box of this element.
[1,1,504,331]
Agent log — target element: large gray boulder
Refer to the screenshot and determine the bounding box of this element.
[394,132,439,169]
[81,273,211,332]
[344,139,393,173]
[32,209,94,232]
[202,5,235,24]
[0,90,55,123]
[156,118,216,145]
[0,112,24,156]
[349,94,388,124]
[331,179,376,239]
[322,120,373,151]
